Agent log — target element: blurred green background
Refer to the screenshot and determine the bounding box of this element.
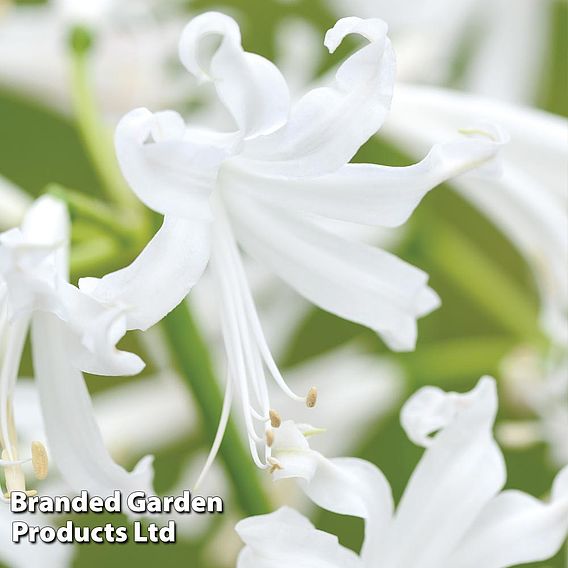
[1,0,566,566]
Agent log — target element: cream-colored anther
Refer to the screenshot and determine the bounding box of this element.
[265,429,275,447]
[306,387,318,408]
[269,409,282,428]
[31,441,48,481]
[268,457,282,474]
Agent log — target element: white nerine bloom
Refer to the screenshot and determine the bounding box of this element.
[0,195,153,500]
[237,377,568,568]
[81,12,504,471]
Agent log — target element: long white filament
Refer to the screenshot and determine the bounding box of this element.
[193,370,233,492]
[0,291,31,495]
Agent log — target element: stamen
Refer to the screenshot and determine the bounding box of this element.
[3,490,37,499]
[306,387,318,408]
[268,457,282,474]
[31,441,48,481]
[1,449,26,494]
[269,409,282,428]
[265,429,274,447]
[193,374,233,492]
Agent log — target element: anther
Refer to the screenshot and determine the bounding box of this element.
[306,387,318,408]
[265,429,275,447]
[269,409,282,428]
[268,457,282,474]
[31,442,48,481]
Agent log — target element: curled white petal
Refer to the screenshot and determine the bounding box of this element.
[241,16,395,176]
[179,11,290,138]
[80,216,211,332]
[31,311,154,497]
[115,107,228,221]
[226,124,506,227]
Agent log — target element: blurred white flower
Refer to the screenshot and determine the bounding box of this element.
[327,0,552,105]
[0,195,152,499]
[0,381,74,568]
[0,174,30,231]
[499,346,568,467]
[237,377,568,568]
[0,0,187,116]
[382,84,568,344]
[81,13,503,473]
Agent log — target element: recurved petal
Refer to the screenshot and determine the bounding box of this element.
[60,283,145,377]
[80,216,211,332]
[236,507,362,568]
[241,17,395,177]
[115,107,228,220]
[226,193,437,351]
[31,311,154,497]
[449,466,568,568]
[179,12,290,139]
[376,377,506,568]
[228,126,505,227]
[271,422,393,562]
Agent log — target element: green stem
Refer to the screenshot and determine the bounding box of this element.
[48,184,140,241]
[68,27,140,211]
[160,301,271,517]
[426,219,546,346]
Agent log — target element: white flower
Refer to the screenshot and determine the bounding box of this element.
[0,0,186,117]
[0,195,152,499]
[382,84,568,344]
[327,0,551,105]
[499,346,568,467]
[0,174,30,231]
[82,13,504,471]
[237,377,568,568]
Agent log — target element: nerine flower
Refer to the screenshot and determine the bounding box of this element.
[237,377,568,568]
[82,13,504,471]
[0,195,152,499]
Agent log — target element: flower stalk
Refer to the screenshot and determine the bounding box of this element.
[68,26,141,212]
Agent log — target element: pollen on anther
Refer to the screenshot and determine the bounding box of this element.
[268,458,282,474]
[31,441,48,481]
[306,387,318,408]
[269,409,282,428]
[266,429,275,447]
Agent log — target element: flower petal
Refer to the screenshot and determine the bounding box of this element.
[0,508,74,568]
[228,126,505,227]
[226,193,438,351]
[31,311,154,496]
[377,377,506,568]
[115,107,228,220]
[80,216,211,332]
[179,12,290,139]
[271,422,393,562]
[241,17,395,176]
[236,507,362,568]
[59,283,145,376]
[0,174,31,231]
[449,466,568,568]
[383,84,568,343]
